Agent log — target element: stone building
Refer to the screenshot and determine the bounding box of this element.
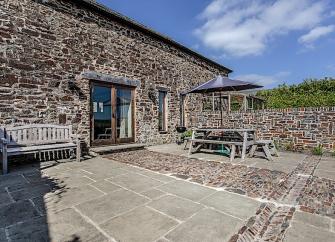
[0,0,232,149]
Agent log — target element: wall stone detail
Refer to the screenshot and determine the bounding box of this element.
[0,0,229,148]
[189,107,335,151]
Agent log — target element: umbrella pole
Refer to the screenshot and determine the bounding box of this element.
[220,92,223,127]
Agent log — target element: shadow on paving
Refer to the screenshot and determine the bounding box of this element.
[0,155,91,242]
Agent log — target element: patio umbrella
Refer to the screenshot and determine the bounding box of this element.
[185,75,263,126]
[187,75,263,93]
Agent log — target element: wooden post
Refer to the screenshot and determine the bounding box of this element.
[188,129,195,155]
[76,135,81,162]
[241,131,248,160]
[243,95,247,112]
[230,144,236,162]
[228,94,231,112]
[2,142,8,174]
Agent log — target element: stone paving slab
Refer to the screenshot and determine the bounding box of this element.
[108,173,164,193]
[134,169,176,183]
[90,180,121,194]
[6,217,49,242]
[47,208,108,242]
[0,174,27,189]
[107,149,288,199]
[6,208,109,242]
[76,189,149,224]
[141,188,166,199]
[201,191,262,220]
[44,171,94,188]
[293,211,332,230]
[0,190,12,207]
[314,169,335,180]
[101,206,178,242]
[158,180,215,202]
[284,221,335,242]
[83,167,129,181]
[0,228,6,242]
[148,195,204,221]
[0,200,40,228]
[40,185,105,212]
[10,183,51,202]
[165,208,243,242]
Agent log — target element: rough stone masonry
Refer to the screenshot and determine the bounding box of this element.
[1,0,334,152]
[0,0,230,147]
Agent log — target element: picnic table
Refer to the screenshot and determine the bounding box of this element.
[188,128,256,161]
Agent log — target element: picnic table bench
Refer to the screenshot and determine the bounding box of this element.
[0,124,81,174]
[188,128,256,161]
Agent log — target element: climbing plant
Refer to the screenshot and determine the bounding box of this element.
[256,78,335,108]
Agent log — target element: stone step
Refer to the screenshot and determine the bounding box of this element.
[90,143,146,155]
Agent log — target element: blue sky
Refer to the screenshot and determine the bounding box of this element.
[98,0,335,89]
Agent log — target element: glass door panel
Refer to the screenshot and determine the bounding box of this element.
[116,88,133,142]
[92,85,113,143]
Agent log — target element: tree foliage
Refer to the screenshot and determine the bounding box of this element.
[256,78,335,108]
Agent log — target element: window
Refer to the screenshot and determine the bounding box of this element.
[158,91,167,131]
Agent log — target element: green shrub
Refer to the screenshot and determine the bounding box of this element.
[331,151,335,157]
[257,78,335,108]
[182,130,193,138]
[312,144,323,156]
[284,141,294,151]
[273,140,280,150]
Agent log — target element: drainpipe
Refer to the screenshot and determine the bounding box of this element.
[180,93,186,127]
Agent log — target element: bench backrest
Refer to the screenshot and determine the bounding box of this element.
[0,124,73,146]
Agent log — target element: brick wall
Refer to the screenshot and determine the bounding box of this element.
[188,107,335,151]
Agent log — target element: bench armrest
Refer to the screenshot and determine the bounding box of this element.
[0,138,8,144]
[71,134,81,143]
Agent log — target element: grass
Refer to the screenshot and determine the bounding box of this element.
[312,144,323,156]
[284,141,295,151]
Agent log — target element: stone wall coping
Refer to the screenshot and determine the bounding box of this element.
[204,106,335,115]
[78,71,141,87]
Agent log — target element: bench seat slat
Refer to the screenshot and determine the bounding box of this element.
[191,139,244,146]
[7,143,76,156]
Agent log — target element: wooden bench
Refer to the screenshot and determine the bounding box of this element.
[249,140,278,161]
[0,124,81,174]
[189,138,244,162]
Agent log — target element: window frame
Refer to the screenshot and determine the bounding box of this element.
[158,90,167,132]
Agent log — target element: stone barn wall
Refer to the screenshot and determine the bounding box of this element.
[189,107,335,152]
[0,0,230,147]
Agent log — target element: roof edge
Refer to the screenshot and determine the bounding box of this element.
[72,0,233,73]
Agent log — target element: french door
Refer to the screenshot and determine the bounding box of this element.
[91,82,135,146]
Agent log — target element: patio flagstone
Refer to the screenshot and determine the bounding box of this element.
[165,208,242,242]
[0,189,12,207]
[200,191,262,220]
[1,152,334,241]
[101,206,178,242]
[0,200,40,228]
[0,174,27,189]
[293,211,331,230]
[0,228,6,242]
[284,221,335,242]
[148,194,204,221]
[41,184,105,212]
[89,180,121,194]
[158,180,215,202]
[141,188,166,199]
[75,189,149,224]
[108,173,164,193]
[10,183,52,202]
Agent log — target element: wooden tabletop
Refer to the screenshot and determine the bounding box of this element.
[194,128,255,132]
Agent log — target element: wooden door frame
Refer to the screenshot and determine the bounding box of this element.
[90,81,135,147]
